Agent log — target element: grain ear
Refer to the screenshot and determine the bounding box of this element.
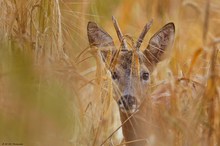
[143,23,175,71]
[87,22,116,63]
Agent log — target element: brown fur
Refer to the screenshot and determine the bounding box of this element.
[87,19,175,146]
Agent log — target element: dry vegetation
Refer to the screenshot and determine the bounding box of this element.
[0,0,220,146]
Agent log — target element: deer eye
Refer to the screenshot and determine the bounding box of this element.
[112,71,119,80]
[142,72,149,80]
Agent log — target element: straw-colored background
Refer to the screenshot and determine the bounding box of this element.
[0,0,220,146]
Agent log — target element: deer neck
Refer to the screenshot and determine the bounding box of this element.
[119,100,151,146]
[119,98,164,146]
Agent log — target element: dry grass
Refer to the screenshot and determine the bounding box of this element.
[0,0,220,146]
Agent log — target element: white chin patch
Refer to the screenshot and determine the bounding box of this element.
[119,105,138,114]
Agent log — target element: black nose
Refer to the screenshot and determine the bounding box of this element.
[118,95,137,110]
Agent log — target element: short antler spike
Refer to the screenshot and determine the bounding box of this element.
[135,19,153,51]
[112,16,128,50]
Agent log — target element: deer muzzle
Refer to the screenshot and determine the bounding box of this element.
[118,95,137,113]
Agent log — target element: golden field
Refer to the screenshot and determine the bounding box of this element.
[0,0,220,146]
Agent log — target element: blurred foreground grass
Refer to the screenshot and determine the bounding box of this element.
[0,0,220,146]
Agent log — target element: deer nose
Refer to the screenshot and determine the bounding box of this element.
[118,95,137,110]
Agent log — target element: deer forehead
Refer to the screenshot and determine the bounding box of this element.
[114,50,147,74]
[116,51,132,69]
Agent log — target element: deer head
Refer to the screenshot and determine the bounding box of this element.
[87,17,175,114]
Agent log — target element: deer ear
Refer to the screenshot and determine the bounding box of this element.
[87,22,116,63]
[143,23,175,71]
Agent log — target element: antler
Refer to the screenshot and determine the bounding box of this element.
[135,19,153,51]
[112,16,128,50]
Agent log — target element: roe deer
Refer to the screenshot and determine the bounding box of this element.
[87,17,175,146]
